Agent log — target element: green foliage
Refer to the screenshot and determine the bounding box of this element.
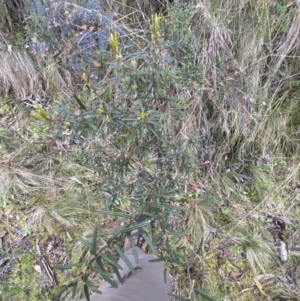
[49,5,212,299]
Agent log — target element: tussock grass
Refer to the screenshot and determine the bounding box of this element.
[232,228,275,273]
[0,46,40,99]
[0,46,73,99]
[186,198,215,244]
[186,0,299,168]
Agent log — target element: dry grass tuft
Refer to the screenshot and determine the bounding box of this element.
[0,46,41,99]
[186,198,214,244]
[233,229,275,273]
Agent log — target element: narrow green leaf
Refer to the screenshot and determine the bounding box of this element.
[106,228,126,244]
[78,237,92,249]
[193,288,218,301]
[114,244,134,272]
[143,211,156,219]
[122,221,149,233]
[140,230,157,255]
[91,268,116,287]
[54,263,83,270]
[53,284,72,299]
[167,230,189,238]
[74,94,87,111]
[91,224,98,255]
[148,258,164,263]
[101,253,123,270]
[84,284,90,301]
[94,221,149,238]
[196,237,204,255]
[127,235,139,264]
[91,289,102,295]
[149,202,185,211]
[71,282,78,299]
[94,256,119,287]
[90,264,117,288]
[112,263,124,284]
[102,274,118,288]
[81,275,98,290]
[97,210,131,218]
[91,263,111,278]
[96,256,105,271]
[164,268,167,284]
[148,125,162,141]
[104,250,124,283]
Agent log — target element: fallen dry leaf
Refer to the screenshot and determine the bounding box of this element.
[34,264,42,273]
[263,279,276,287]
[188,181,201,188]
[230,271,244,279]
[253,278,267,296]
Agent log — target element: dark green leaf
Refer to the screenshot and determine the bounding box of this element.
[96,256,105,271]
[196,237,204,255]
[106,228,127,244]
[101,253,123,270]
[96,210,131,218]
[91,263,111,278]
[104,250,124,283]
[71,282,78,299]
[91,224,98,255]
[54,263,83,270]
[140,230,157,255]
[149,202,185,211]
[94,220,149,238]
[126,235,139,264]
[167,230,189,238]
[90,264,118,288]
[148,258,164,263]
[193,288,218,301]
[112,263,124,284]
[122,221,149,233]
[148,125,162,141]
[91,289,102,295]
[164,268,167,284]
[83,284,90,301]
[114,244,134,272]
[81,275,98,290]
[78,237,92,249]
[93,225,126,238]
[74,94,87,111]
[53,284,73,299]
